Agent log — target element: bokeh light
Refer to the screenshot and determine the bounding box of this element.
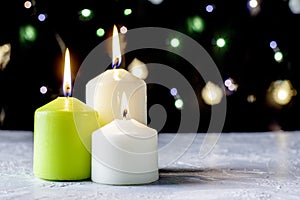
[120,26,128,34]
[38,14,46,22]
[124,9,132,16]
[216,38,226,48]
[40,86,47,94]
[19,25,37,43]
[170,38,180,48]
[170,88,178,96]
[248,0,258,8]
[24,1,32,9]
[96,28,105,37]
[206,4,214,12]
[289,0,300,14]
[274,51,283,62]
[247,94,257,103]
[187,16,205,33]
[268,80,296,106]
[175,98,184,110]
[270,41,278,49]
[148,0,164,5]
[202,81,224,105]
[127,58,148,80]
[79,9,94,21]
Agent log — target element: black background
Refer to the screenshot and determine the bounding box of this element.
[1,0,300,132]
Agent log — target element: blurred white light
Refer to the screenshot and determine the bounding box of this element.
[270,41,278,49]
[289,0,300,14]
[148,0,164,5]
[224,79,232,87]
[248,0,261,16]
[277,90,288,100]
[228,84,237,91]
[120,26,127,34]
[224,77,238,92]
[175,98,184,109]
[249,0,258,8]
[206,5,214,12]
[170,88,178,96]
[170,38,180,48]
[201,81,223,105]
[40,86,47,94]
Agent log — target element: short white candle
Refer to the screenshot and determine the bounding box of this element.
[91,117,159,185]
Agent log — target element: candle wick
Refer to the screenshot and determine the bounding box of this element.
[113,58,120,69]
[123,109,128,120]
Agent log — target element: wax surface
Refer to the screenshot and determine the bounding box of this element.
[92,119,159,185]
[86,69,147,127]
[34,97,99,180]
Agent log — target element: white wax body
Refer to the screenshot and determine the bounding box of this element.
[91,119,159,185]
[86,69,147,126]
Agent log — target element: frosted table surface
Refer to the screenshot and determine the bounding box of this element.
[1,130,300,200]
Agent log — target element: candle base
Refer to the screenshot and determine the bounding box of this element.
[92,157,159,185]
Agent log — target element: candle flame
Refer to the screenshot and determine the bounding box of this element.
[112,25,122,68]
[63,48,72,97]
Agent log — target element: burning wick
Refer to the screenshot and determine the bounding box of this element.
[113,58,120,69]
[65,85,71,97]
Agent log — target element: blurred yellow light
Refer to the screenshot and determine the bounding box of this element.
[269,80,296,106]
[127,58,148,80]
[201,81,223,105]
[24,1,32,9]
[247,94,256,103]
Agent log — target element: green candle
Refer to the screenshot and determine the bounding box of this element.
[33,48,99,180]
[33,97,99,180]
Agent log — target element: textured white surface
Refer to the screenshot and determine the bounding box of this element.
[1,130,300,199]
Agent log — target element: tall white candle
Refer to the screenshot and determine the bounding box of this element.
[91,119,159,185]
[86,68,147,126]
[86,25,147,126]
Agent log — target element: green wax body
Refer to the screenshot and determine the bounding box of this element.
[33,97,99,180]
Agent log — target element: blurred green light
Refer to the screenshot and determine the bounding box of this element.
[175,99,184,109]
[188,16,205,33]
[81,9,92,17]
[170,38,180,48]
[274,51,283,62]
[19,25,37,43]
[216,38,226,48]
[96,28,105,37]
[79,9,94,21]
[124,9,132,16]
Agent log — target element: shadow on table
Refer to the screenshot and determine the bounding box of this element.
[151,167,270,185]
